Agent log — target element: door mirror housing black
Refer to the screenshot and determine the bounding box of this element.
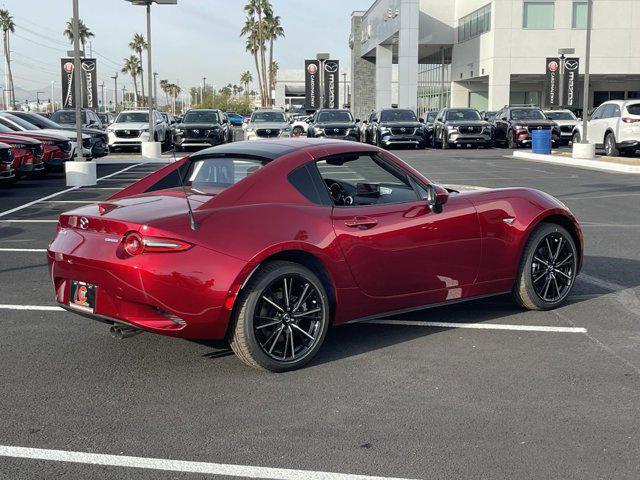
[419,117,424,123]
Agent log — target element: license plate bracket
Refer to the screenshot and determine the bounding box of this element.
[69,280,97,313]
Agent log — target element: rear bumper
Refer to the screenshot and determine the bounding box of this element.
[47,232,247,339]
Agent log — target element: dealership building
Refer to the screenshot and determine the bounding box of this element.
[350,0,640,120]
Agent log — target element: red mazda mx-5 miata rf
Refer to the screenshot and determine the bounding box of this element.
[48,139,583,371]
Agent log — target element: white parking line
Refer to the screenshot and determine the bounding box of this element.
[0,219,58,223]
[0,248,47,252]
[0,445,418,480]
[0,304,63,311]
[366,319,586,333]
[0,164,142,218]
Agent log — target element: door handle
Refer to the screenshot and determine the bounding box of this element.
[345,216,378,229]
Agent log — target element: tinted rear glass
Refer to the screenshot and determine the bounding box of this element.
[380,110,417,122]
[183,111,219,124]
[626,104,640,115]
[186,157,267,194]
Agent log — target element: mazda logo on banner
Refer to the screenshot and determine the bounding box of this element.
[323,60,340,109]
[562,57,580,107]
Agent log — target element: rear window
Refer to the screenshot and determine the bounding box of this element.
[186,157,267,193]
[627,104,640,115]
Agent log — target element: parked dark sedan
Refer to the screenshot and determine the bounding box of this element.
[306,109,360,142]
[493,106,560,148]
[363,108,428,149]
[173,109,231,151]
[432,108,493,149]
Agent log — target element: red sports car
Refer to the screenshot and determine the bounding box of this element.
[48,139,583,371]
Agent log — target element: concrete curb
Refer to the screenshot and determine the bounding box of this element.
[512,151,640,174]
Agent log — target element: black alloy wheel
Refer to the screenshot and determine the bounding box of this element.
[230,261,330,371]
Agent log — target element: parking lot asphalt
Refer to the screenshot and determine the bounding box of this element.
[1,147,639,480]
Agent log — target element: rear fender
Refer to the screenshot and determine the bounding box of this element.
[107,156,189,200]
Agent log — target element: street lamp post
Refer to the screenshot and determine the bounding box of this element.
[153,71,158,108]
[111,73,118,112]
[125,0,177,158]
[573,0,595,159]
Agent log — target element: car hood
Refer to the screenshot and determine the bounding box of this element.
[177,123,221,129]
[8,131,69,142]
[445,120,490,127]
[0,133,41,145]
[111,122,149,130]
[57,126,107,136]
[550,119,578,126]
[512,119,557,127]
[248,122,288,129]
[39,128,90,140]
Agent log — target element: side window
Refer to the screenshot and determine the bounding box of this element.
[436,109,445,121]
[611,104,621,118]
[315,153,420,207]
[591,105,605,120]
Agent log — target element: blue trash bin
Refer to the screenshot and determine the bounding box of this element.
[531,129,552,154]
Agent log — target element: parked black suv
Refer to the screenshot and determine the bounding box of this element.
[173,109,232,151]
[362,108,428,149]
[492,106,560,148]
[51,108,105,130]
[306,109,359,142]
[432,108,493,149]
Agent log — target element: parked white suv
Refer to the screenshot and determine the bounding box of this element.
[572,100,640,156]
[545,109,579,145]
[107,110,169,150]
[243,109,291,141]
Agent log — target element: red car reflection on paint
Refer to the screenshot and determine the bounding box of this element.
[48,139,583,371]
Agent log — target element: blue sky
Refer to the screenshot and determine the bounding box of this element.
[2,0,372,102]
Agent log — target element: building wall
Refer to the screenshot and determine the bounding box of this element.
[351,11,377,121]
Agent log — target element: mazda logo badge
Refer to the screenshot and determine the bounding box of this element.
[324,62,338,73]
[125,130,130,135]
[79,217,89,230]
[565,60,579,71]
[266,129,271,134]
[401,127,406,132]
[334,128,339,133]
[193,129,199,134]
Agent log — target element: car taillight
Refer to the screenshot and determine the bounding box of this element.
[122,232,191,256]
[622,117,640,123]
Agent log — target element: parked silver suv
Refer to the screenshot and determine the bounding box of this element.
[243,109,291,141]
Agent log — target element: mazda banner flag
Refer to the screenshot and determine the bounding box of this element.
[61,58,98,109]
[562,57,580,107]
[545,57,560,107]
[305,60,320,110]
[323,60,340,109]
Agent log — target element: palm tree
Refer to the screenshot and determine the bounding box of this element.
[242,0,272,106]
[168,83,181,114]
[264,12,283,104]
[129,33,147,106]
[0,9,15,108]
[269,60,279,92]
[121,55,140,106]
[63,18,94,52]
[240,70,252,99]
[241,18,266,106]
[160,79,169,108]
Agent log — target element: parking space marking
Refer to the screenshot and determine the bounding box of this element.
[0,164,143,218]
[0,220,58,223]
[0,248,47,252]
[0,445,419,480]
[366,319,586,333]
[0,304,63,311]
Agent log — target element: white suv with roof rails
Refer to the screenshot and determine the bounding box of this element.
[572,100,640,156]
[107,109,169,150]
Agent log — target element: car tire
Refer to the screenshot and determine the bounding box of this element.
[229,261,331,372]
[507,130,517,149]
[604,132,619,157]
[572,132,581,144]
[513,223,578,311]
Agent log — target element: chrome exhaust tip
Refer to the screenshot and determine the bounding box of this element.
[109,324,142,339]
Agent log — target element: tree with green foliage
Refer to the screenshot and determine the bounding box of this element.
[129,33,147,106]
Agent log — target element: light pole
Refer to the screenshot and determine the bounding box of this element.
[99,81,105,112]
[153,71,158,108]
[50,81,55,111]
[202,76,206,105]
[125,0,177,157]
[65,0,96,187]
[111,73,118,112]
[36,91,44,109]
[573,0,595,159]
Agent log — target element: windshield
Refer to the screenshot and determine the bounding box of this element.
[380,110,417,122]
[116,112,149,123]
[98,113,109,121]
[1,114,38,130]
[446,109,481,121]
[51,111,78,125]
[545,111,576,120]
[183,111,220,124]
[0,123,14,133]
[317,111,354,123]
[186,157,267,194]
[251,111,286,123]
[27,113,63,129]
[511,109,546,120]
[426,112,437,123]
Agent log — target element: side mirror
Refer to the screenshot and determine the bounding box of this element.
[419,117,424,123]
[577,117,582,122]
[425,184,449,213]
[355,118,361,123]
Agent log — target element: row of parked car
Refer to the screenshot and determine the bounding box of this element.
[280,100,640,157]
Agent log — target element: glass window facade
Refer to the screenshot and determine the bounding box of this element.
[509,91,541,105]
[417,48,452,117]
[458,4,491,43]
[523,1,555,29]
[572,1,587,28]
